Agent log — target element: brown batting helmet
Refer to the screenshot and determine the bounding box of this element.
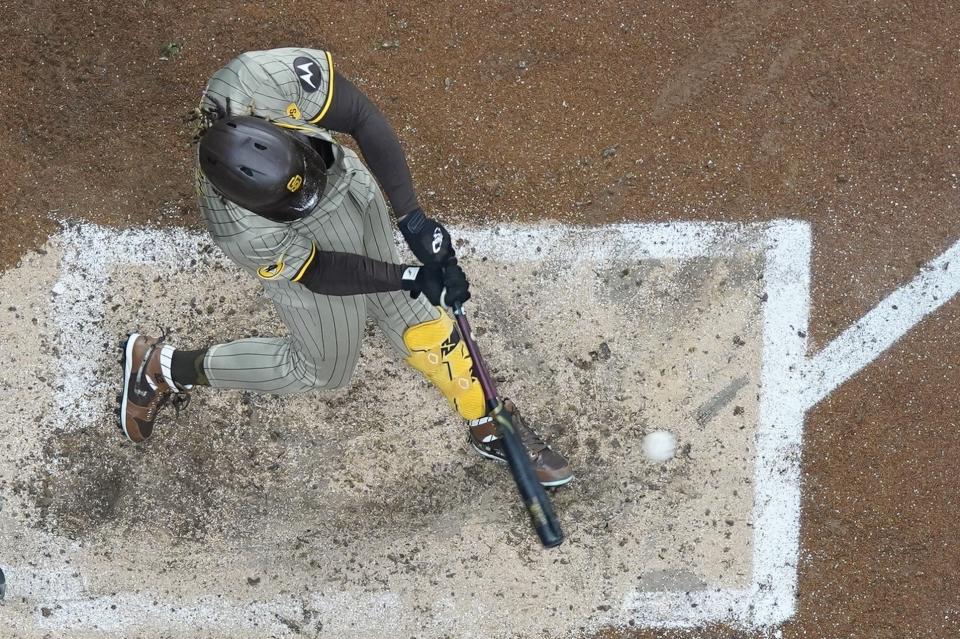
[198,116,327,222]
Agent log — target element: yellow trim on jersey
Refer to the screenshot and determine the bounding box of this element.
[291,242,317,282]
[274,121,320,134]
[308,51,335,124]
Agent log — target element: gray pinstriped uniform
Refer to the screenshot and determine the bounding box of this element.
[195,48,437,393]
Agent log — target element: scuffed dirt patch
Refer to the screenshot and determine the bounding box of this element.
[2,229,764,637]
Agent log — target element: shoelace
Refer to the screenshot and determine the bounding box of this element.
[144,383,191,420]
[505,405,549,456]
[146,393,170,421]
[171,391,191,416]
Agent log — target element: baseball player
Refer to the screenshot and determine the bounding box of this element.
[118,47,572,487]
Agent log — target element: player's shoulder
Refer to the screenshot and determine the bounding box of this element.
[204,47,335,122]
[213,47,332,85]
[195,170,284,239]
[242,47,331,64]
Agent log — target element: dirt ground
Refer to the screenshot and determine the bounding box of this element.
[0,224,772,638]
[1,1,958,638]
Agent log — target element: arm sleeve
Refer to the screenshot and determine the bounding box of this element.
[312,71,420,218]
[297,250,409,296]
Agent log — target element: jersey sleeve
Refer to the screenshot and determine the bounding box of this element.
[221,224,318,284]
[201,47,335,125]
[244,228,317,284]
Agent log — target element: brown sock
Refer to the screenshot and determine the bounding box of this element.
[171,349,209,386]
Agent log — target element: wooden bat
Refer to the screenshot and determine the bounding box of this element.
[452,306,565,548]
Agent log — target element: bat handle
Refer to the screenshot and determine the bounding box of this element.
[452,305,498,403]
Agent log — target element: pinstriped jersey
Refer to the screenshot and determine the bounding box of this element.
[196,126,375,309]
[201,47,336,125]
[195,49,375,308]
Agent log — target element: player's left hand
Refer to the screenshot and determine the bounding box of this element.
[398,208,455,266]
[401,263,447,306]
[441,259,471,308]
[401,260,470,309]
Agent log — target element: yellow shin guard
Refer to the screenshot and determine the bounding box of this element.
[403,312,487,421]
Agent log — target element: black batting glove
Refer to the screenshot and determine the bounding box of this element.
[401,264,447,307]
[441,259,471,308]
[398,208,455,266]
[400,262,471,309]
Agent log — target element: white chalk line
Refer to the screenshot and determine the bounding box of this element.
[749,221,810,625]
[799,238,960,409]
[29,221,960,634]
[436,221,766,262]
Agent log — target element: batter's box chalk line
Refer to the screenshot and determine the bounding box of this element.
[43,221,960,633]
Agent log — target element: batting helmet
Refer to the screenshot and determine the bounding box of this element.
[198,116,327,222]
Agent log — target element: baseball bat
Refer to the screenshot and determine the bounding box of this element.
[452,305,564,548]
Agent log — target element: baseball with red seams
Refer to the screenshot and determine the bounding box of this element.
[642,430,677,463]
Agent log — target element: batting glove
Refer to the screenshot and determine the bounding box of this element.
[398,208,455,266]
[401,264,448,306]
[441,259,471,308]
[401,261,470,309]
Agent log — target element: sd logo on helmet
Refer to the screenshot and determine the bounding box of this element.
[198,116,327,223]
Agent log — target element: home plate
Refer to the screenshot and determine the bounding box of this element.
[0,221,809,637]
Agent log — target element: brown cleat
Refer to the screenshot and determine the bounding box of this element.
[118,333,188,442]
[468,398,574,487]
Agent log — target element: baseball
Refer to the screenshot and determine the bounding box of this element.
[642,430,677,463]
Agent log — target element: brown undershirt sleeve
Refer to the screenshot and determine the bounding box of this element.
[297,248,408,296]
[311,71,419,218]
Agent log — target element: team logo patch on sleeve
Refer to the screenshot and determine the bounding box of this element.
[286,102,303,119]
[293,56,321,93]
[257,259,285,280]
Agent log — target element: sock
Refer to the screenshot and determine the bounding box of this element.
[168,347,209,387]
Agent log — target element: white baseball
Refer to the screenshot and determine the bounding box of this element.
[642,430,677,463]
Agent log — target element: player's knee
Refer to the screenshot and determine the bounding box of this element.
[283,366,351,393]
[403,314,487,421]
[285,350,352,393]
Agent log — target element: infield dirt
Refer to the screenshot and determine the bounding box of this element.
[2,1,959,638]
[1,226,764,637]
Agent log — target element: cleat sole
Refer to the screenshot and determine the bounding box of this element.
[118,333,140,442]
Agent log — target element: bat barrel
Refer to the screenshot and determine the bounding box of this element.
[453,305,565,549]
[492,403,565,548]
